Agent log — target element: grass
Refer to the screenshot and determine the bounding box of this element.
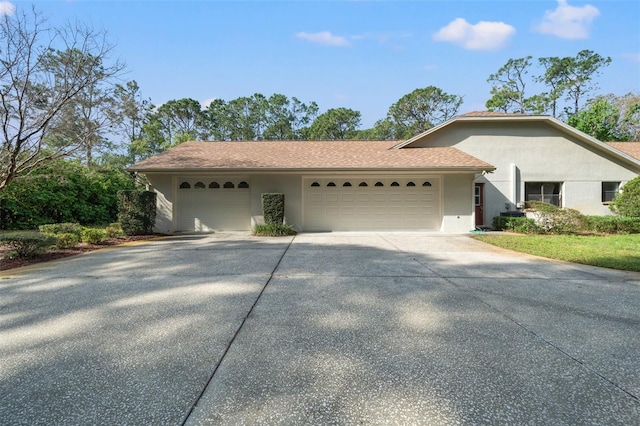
[474,234,640,272]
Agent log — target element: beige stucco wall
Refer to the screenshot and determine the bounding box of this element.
[411,121,639,221]
[442,174,475,233]
[144,171,477,233]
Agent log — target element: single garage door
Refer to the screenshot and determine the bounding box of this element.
[304,177,440,231]
[177,178,251,231]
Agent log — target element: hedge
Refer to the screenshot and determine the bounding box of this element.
[117,190,157,235]
[262,193,285,225]
[0,231,56,258]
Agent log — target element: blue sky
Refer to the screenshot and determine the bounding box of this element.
[9,0,640,127]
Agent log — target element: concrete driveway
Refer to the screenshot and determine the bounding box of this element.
[0,232,638,425]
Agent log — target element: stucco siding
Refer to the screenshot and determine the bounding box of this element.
[442,174,474,233]
[411,121,639,220]
[146,174,174,234]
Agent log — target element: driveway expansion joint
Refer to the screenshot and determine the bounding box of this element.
[179,235,296,426]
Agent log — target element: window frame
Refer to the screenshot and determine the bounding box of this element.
[524,182,562,207]
[601,181,620,204]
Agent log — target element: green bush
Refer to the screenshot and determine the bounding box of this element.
[610,176,640,217]
[585,216,640,234]
[261,193,285,225]
[0,159,135,230]
[117,191,157,235]
[492,216,511,231]
[39,222,83,237]
[492,216,539,233]
[105,223,124,238]
[81,228,108,244]
[252,223,296,237]
[0,231,56,258]
[55,233,80,249]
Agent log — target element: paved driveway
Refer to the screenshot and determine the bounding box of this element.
[0,233,638,425]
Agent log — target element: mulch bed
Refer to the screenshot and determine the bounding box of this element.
[0,235,162,271]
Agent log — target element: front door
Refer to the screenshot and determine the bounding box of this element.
[475,183,484,227]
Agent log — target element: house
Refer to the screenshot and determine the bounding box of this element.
[128,113,640,234]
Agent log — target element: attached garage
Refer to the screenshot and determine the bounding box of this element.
[176,178,251,231]
[304,177,441,231]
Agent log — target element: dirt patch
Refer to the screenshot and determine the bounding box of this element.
[0,235,163,271]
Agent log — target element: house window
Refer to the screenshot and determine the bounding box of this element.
[525,182,562,206]
[179,182,191,189]
[423,181,432,187]
[391,182,399,187]
[194,181,206,189]
[223,181,234,188]
[327,182,336,187]
[343,182,352,187]
[209,182,220,189]
[406,182,416,187]
[602,182,620,203]
[311,182,320,187]
[359,182,368,187]
[238,181,249,188]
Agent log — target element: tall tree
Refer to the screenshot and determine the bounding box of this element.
[0,6,123,191]
[386,86,463,138]
[485,56,533,114]
[152,98,206,146]
[110,80,153,163]
[568,99,625,141]
[562,50,611,117]
[308,108,361,140]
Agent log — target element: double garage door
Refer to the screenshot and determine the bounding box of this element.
[176,178,251,231]
[304,177,440,231]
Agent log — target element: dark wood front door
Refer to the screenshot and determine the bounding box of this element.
[475,184,484,227]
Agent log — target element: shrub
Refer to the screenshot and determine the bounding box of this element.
[39,222,83,237]
[252,223,296,237]
[492,216,510,231]
[55,233,80,249]
[525,202,586,234]
[610,176,640,217]
[508,217,540,234]
[0,231,56,258]
[585,216,640,234]
[81,228,108,244]
[117,190,157,235]
[261,193,285,225]
[105,223,124,238]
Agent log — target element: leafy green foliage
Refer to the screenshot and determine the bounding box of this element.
[105,223,125,238]
[262,193,285,225]
[55,233,80,249]
[39,223,83,237]
[252,223,296,237]
[610,176,640,217]
[0,160,135,230]
[492,216,539,233]
[0,231,56,259]
[117,190,157,235]
[568,99,629,141]
[486,56,533,114]
[585,216,640,234]
[80,228,108,244]
[308,108,361,140]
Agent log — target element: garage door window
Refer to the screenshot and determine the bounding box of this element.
[223,182,234,188]
[423,181,432,187]
[194,182,205,189]
[180,182,190,189]
[375,182,384,187]
[359,182,368,187]
[238,181,249,188]
[209,182,220,188]
[327,182,336,187]
[343,182,352,187]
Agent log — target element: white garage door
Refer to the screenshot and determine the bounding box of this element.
[304,177,440,231]
[177,178,251,231]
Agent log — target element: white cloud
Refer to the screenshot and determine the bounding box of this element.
[200,97,217,109]
[296,31,350,47]
[0,1,15,16]
[534,0,600,39]
[433,18,516,51]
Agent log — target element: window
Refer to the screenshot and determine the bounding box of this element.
[406,181,416,187]
[311,182,320,187]
[179,182,191,189]
[375,182,384,187]
[359,182,368,187]
[343,182,352,187]
[194,181,206,189]
[602,182,620,203]
[391,182,399,187]
[238,181,249,188]
[209,182,220,189]
[327,182,336,187]
[525,182,562,206]
[422,181,432,187]
[223,181,234,188]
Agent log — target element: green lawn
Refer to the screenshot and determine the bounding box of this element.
[474,234,640,272]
